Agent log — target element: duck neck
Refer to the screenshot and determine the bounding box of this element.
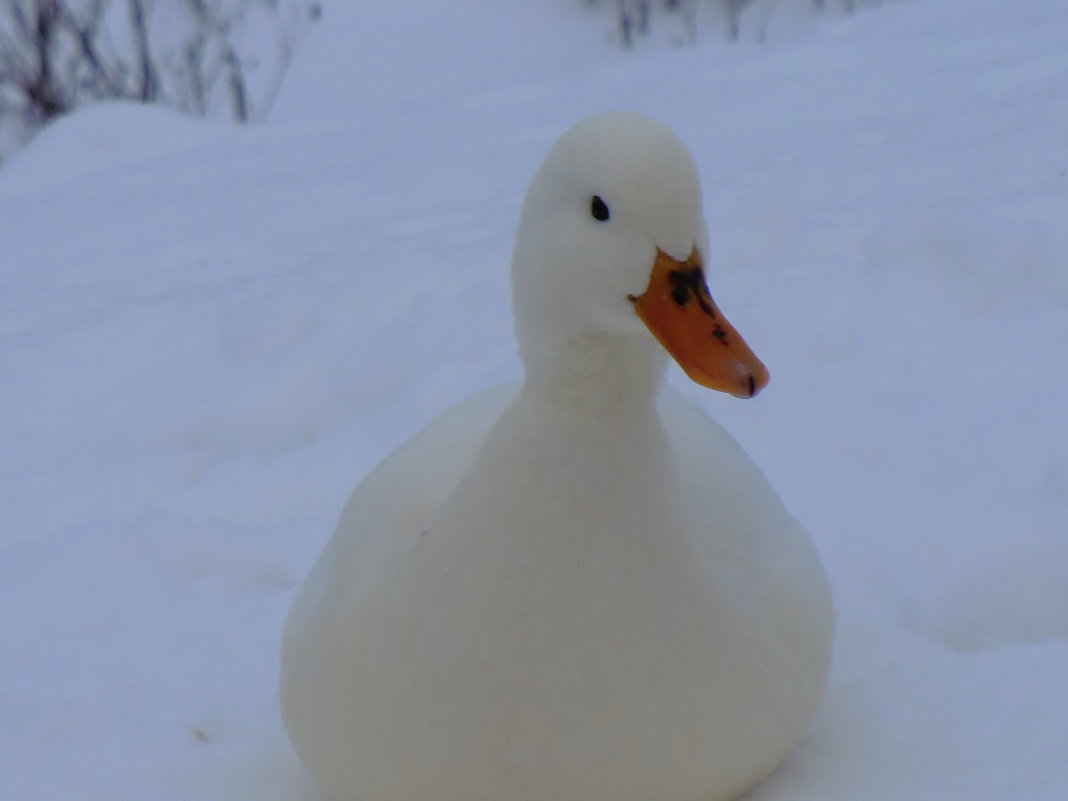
[518,330,669,415]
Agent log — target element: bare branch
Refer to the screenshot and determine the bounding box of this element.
[59,0,124,98]
[8,0,34,44]
[1,0,319,159]
[127,0,159,102]
[0,24,32,81]
[222,45,247,121]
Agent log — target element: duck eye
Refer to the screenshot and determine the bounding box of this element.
[590,195,610,222]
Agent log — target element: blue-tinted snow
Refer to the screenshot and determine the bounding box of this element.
[1,0,1066,798]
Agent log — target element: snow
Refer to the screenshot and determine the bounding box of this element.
[2,0,1067,798]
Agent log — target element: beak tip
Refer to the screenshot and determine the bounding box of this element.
[739,364,769,399]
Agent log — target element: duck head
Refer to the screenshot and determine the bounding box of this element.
[511,112,769,399]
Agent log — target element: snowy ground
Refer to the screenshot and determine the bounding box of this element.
[2,0,1067,798]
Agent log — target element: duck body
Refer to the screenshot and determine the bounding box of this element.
[281,112,833,801]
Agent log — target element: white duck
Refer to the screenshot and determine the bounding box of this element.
[280,111,833,801]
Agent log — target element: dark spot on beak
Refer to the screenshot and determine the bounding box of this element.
[668,268,716,317]
[668,271,691,307]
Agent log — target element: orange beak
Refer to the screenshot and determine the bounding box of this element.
[629,248,770,398]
